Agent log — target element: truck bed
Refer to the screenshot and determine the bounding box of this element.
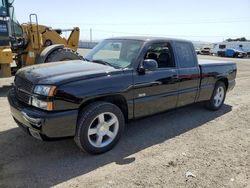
[198,59,236,67]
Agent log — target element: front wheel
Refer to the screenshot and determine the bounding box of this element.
[205,81,226,111]
[75,102,125,154]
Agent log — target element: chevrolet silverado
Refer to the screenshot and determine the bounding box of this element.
[8,37,237,154]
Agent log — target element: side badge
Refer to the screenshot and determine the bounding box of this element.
[138,93,146,97]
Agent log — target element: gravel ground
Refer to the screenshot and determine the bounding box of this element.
[0,54,249,188]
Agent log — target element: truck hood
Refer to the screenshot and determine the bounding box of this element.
[16,60,118,85]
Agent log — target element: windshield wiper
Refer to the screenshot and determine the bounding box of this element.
[91,59,113,67]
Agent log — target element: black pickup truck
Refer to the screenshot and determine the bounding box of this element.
[8,37,237,154]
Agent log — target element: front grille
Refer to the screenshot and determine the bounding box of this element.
[14,76,33,105]
[16,89,30,104]
[15,76,33,93]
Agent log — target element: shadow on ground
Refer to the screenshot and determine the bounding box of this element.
[0,103,232,187]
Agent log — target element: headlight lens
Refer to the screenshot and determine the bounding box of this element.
[33,85,55,110]
[32,97,53,111]
[34,85,56,96]
[32,97,48,109]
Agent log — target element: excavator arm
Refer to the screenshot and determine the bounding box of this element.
[0,0,81,78]
[66,27,80,51]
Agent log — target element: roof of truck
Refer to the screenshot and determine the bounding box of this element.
[105,36,190,43]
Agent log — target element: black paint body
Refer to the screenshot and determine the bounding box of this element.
[8,37,237,139]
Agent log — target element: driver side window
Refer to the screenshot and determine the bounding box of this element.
[144,43,175,68]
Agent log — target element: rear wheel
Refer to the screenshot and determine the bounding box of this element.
[45,48,82,62]
[75,102,125,154]
[205,81,226,111]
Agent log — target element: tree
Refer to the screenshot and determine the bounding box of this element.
[225,37,249,42]
[226,38,233,42]
[240,37,247,41]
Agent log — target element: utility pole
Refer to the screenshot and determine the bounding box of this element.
[90,28,92,42]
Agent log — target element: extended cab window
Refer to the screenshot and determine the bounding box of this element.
[144,43,175,68]
[175,42,196,68]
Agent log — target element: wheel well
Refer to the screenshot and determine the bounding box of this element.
[217,78,228,90]
[79,95,129,121]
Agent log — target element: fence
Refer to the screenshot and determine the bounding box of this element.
[79,41,99,49]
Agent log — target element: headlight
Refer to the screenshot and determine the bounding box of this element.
[32,97,53,111]
[34,85,56,96]
[33,85,55,110]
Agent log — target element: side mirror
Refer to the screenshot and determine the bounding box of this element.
[138,59,158,74]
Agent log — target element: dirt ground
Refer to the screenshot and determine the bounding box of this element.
[0,53,250,188]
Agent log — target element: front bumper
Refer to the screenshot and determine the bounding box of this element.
[8,89,78,140]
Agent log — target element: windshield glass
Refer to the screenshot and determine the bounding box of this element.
[0,0,7,16]
[85,39,144,69]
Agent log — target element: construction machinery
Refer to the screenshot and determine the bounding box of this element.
[0,0,82,77]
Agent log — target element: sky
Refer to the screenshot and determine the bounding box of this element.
[13,0,250,42]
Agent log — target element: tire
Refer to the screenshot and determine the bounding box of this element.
[45,48,82,62]
[74,101,125,154]
[205,81,226,111]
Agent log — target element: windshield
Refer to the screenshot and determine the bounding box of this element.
[85,39,144,69]
[0,0,7,16]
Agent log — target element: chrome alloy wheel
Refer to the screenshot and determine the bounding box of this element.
[214,86,225,107]
[87,112,119,148]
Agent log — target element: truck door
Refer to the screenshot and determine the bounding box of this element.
[174,41,201,107]
[133,42,179,118]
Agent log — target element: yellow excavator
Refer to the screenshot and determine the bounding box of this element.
[0,0,82,77]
